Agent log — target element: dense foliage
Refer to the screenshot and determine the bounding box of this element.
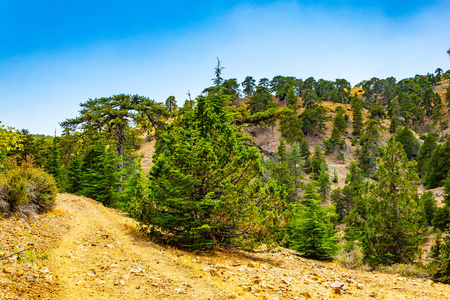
[130,90,286,249]
[347,137,426,266]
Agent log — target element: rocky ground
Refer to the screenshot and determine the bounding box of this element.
[1,193,450,299]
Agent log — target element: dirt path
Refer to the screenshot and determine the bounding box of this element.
[49,194,232,300]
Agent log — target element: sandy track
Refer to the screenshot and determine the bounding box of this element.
[50,194,231,300]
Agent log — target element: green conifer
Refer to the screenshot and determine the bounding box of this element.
[288,181,338,261]
[134,91,286,249]
[349,137,426,266]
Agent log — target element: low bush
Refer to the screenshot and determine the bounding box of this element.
[0,158,57,216]
[377,263,428,278]
[335,243,365,269]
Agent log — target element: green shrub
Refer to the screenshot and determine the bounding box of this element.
[26,167,57,212]
[6,172,29,209]
[1,157,57,215]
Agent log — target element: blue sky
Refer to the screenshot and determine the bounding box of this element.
[1,0,449,135]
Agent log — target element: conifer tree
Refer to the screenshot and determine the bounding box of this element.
[288,181,338,261]
[417,132,437,178]
[302,89,320,110]
[300,105,328,135]
[395,127,420,160]
[66,150,83,194]
[331,161,364,221]
[389,116,398,135]
[351,96,364,137]
[268,140,301,203]
[420,191,437,226]
[133,90,286,249]
[424,135,450,188]
[279,110,304,145]
[324,106,347,154]
[248,86,274,113]
[369,105,386,121]
[299,139,311,173]
[317,163,331,200]
[165,96,178,116]
[46,137,63,189]
[80,139,119,206]
[358,119,383,177]
[124,157,149,211]
[286,86,298,109]
[310,144,326,179]
[287,142,304,181]
[349,137,426,266]
[242,76,256,97]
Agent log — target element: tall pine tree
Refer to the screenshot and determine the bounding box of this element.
[348,137,426,266]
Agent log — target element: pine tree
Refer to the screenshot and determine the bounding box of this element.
[358,119,383,177]
[317,163,331,200]
[299,139,311,173]
[133,91,286,249]
[45,137,63,189]
[286,86,298,109]
[417,132,437,177]
[279,110,304,145]
[268,140,302,204]
[324,106,347,154]
[424,135,450,188]
[67,150,83,194]
[80,139,119,206]
[389,116,398,135]
[395,127,420,160]
[310,144,325,179]
[248,86,274,113]
[302,89,320,110]
[349,137,426,266]
[288,181,338,261]
[351,96,364,137]
[420,191,437,226]
[165,96,178,116]
[242,76,256,97]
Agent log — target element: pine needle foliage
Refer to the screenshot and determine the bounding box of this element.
[80,139,119,206]
[348,137,426,266]
[133,91,286,249]
[287,181,338,261]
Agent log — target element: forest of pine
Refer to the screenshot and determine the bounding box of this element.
[2,61,450,284]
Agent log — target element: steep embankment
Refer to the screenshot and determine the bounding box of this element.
[2,194,450,299]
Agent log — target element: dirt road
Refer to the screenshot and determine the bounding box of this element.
[49,194,232,300]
